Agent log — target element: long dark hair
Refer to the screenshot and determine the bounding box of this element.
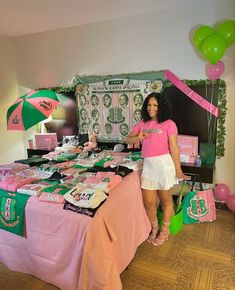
[141,92,171,123]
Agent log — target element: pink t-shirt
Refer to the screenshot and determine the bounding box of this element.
[132,119,178,158]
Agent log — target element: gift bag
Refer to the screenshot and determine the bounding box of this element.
[158,181,187,235]
[158,208,184,235]
[182,174,216,224]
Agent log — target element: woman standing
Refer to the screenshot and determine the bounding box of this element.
[125,92,189,246]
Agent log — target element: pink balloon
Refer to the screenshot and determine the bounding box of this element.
[226,195,235,213]
[213,183,230,201]
[206,61,225,80]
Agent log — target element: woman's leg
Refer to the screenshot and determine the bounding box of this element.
[142,188,160,241]
[152,188,173,246]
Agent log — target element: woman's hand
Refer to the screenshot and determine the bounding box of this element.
[176,170,191,181]
[138,131,149,142]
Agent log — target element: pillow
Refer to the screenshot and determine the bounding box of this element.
[113,144,125,152]
[62,135,79,147]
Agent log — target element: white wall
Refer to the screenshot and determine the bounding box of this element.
[14,0,235,85]
[2,0,235,192]
[0,36,25,163]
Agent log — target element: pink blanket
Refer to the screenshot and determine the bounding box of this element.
[0,172,150,290]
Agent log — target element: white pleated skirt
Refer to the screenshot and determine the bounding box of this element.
[141,154,178,190]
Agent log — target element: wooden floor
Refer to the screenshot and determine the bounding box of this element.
[0,209,234,290]
[121,209,235,290]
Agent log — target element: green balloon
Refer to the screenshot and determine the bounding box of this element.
[201,34,226,64]
[193,25,215,50]
[216,20,235,47]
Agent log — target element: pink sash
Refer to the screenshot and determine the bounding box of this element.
[164,70,219,117]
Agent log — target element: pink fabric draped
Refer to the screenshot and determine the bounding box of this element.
[0,172,150,290]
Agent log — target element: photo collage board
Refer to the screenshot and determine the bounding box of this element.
[76,78,163,142]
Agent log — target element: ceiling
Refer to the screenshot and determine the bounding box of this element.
[0,0,194,37]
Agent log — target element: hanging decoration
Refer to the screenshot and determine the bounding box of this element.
[192,19,235,80]
[216,20,235,47]
[190,20,233,160]
[164,70,219,117]
[53,72,226,158]
[206,61,225,81]
[73,72,165,142]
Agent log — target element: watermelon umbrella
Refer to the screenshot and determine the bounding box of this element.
[7,90,59,130]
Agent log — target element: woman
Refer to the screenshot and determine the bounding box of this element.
[91,109,99,121]
[105,123,113,135]
[134,93,143,107]
[120,123,129,136]
[125,92,189,246]
[80,108,88,121]
[119,94,129,108]
[103,94,112,108]
[93,122,100,135]
[134,109,142,122]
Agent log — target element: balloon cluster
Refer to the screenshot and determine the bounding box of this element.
[193,20,235,80]
[213,183,235,213]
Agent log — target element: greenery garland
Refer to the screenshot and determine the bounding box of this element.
[53,78,227,158]
[216,80,227,158]
[53,86,76,93]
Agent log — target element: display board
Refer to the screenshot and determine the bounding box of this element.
[76,77,163,142]
[75,77,219,146]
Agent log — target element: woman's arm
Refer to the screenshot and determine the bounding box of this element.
[169,135,190,180]
[124,130,149,144]
[124,131,140,145]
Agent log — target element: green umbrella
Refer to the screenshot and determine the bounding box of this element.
[7,90,59,130]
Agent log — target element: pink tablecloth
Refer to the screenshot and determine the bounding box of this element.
[0,172,150,290]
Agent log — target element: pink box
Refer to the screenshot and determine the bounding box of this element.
[34,133,58,150]
[177,135,198,163]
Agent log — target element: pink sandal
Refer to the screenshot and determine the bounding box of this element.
[147,220,159,243]
[151,221,170,246]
